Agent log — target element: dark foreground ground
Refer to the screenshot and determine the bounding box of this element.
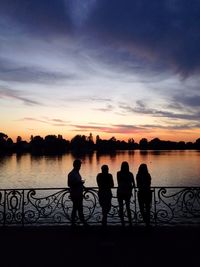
[0,225,199,267]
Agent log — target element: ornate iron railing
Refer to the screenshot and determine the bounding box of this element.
[0,187,200,226]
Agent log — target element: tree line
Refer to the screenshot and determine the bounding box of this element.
[0,132,200,154]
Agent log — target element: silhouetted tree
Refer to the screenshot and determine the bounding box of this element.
[44,135,69,154]
[0,132,8,153]
[87,133,95,150]
[0,131,200,153]
[15,136,29,153]
[177,141,186,150]
[30,135,44,154]
[149,138,162,150]
[70,135,87,151]
[195,138,200,149]
[6,138,14,152]
[128,138,138,149]
[139,138,148,150]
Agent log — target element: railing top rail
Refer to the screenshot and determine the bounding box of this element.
[0,186,200,191]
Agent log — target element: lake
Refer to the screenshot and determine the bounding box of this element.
[0,150,200,189]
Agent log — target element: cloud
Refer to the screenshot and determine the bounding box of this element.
[172,95,200,108]
[86,0,200,76]
[63,96,112,103]
[119,100,200,121]
[21,117,70,127]
[21,117,48,124]
[67,0,97,27]
[2,0,200,77]
[0,87,41,106]
[141,123,200,130]
[0,57,76,84]
[72,123,146,134]
[90,97,111,102]
[93,104,114,112]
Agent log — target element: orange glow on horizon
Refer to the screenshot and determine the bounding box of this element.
[4,128,200,144]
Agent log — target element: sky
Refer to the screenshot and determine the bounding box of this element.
[0,0,200,143]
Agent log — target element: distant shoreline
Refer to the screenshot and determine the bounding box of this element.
[1,132,200,154]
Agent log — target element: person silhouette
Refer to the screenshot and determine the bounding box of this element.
[68,159,88,227]
[117,161,135,226]
[96,165,114,227]
[136,163,152,227]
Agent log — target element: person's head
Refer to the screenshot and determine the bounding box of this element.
[120,161,129,172]
[73,159,82,171]
[101,164,109,174]
[138,163,148,174]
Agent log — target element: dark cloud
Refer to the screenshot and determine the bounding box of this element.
[2,1,200,76]
[72,121,200,134]
[87,0,200,76]
[120,100,200,121]
[0,0,71,36]
[0,87,41,106]
[173,95,200,107]
[0,0,200,76]
[142,122,200,130]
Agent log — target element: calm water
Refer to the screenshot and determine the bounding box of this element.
[0,150,200,189]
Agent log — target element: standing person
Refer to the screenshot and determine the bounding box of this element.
[96,165,114,227]
[117,161,135,226]
[68,159,88,227]
[136,163,152,227]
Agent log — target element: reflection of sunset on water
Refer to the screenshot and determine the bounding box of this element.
[0,151,199,189]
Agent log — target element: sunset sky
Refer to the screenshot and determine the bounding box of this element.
[0,0,200,143]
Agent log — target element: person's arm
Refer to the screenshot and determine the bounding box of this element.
[110,174,114,188]
[136,174,140,188]
[117,172,120,186]
[96,174,100,187]
[67,173,72,187]
[148,173,151,187]
[131,173,135,188]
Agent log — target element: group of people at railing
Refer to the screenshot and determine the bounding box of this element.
[68,159,152,227]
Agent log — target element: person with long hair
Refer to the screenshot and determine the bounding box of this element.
[117,161,135,226]
[96,165,114,227]
[136,163,152,227]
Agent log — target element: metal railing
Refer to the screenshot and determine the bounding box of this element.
[0,187,200,226]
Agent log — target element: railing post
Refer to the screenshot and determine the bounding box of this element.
[22,189,25,227]
[3,190,6,227]
[153,188,157,225]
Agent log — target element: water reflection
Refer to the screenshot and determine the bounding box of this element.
[0,150,200,188]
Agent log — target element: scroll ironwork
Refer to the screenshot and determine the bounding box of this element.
[0,187,199,226]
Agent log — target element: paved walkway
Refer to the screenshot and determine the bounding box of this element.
[0,225,199,267]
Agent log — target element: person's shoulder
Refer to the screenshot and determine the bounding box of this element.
[96,173,101,179]
[68,169,74,177]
